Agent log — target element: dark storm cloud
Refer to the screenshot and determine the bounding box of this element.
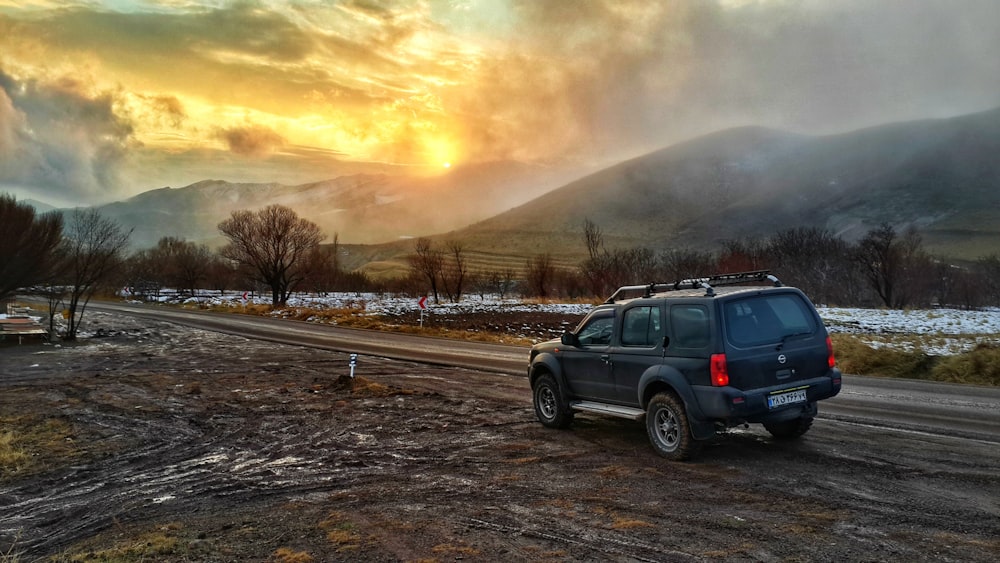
[0,68,135,203]
[217,124,287,157]
[457,0,1000,161]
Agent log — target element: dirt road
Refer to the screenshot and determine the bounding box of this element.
[1,312,998,561]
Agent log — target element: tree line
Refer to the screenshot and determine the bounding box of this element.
[5,193,999,344]
[539,219,1000,309]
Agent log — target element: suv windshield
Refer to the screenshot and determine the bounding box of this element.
[724,293,817,347]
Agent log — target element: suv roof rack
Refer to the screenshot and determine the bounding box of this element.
[604,270,782,303]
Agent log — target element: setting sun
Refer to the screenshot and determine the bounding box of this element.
[443,162,451,168]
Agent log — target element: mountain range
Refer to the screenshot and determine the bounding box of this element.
[81,160,587,250]
[26,106,1000,272]
[453,107,1000,263]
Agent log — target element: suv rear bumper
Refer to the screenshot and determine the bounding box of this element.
[691,368,842,423]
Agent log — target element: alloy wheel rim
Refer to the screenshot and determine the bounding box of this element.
[539,387,557,419]
[656,408,679,450]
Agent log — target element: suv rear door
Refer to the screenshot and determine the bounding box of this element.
[609,304,664,405]
[721,290,829,390]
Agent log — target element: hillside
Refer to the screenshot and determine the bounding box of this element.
[88,161,583,249]
[450,107,1000,264]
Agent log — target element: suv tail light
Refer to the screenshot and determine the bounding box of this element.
[826,336,836,368]
[710,353,729,387]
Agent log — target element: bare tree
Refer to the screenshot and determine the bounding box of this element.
[440,240,468,303]
[657,248,717,282]
[580,218,614,297]
[583,218,603,261]
[853,223,931,308]
[206,255,238,296]
[977,254,1000,307]
[718,237,770,272]
[525,253,555,298]
[408,237,444,304]
[63,209,132,340]
[0,194,64,302]
[123,248,163,300]
[150,237,212,296]
[767,227,854,305]
[218,205,325,306]
[480,268,517,299]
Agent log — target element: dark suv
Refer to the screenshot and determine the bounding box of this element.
[528,271,842,460]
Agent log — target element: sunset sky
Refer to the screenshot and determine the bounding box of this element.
[2,0,999,207]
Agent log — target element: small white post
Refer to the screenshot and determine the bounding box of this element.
[349,353,357,378]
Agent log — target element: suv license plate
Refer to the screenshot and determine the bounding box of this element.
[768,389,807,409]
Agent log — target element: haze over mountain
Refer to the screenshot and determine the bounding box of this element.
[25,107,1000,273]
[432,107,1000,266]
[84,161,587,249]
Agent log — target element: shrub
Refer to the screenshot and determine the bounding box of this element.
[831,335,936,380]
[931,344,1000,386]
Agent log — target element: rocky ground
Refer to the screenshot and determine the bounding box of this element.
[1,311,998,562]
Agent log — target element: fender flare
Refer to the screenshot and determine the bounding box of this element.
[638,366,716,440]
[529,353,574,407]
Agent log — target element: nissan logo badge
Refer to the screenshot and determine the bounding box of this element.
[777,354,787,364]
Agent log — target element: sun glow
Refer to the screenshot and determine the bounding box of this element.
[424,135,458,170]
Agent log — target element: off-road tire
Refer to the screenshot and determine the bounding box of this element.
[763,416,814,440]
[646,392,701,461]
[533,374,574,429]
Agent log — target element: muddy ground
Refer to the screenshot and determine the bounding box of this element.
[1,312,998,562]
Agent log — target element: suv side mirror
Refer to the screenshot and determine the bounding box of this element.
[561,331,580,347]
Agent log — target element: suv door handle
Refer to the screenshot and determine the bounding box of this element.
[601,355,611,364]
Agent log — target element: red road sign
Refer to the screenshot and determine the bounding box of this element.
[418,296,427,309]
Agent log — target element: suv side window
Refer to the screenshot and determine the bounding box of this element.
[621,306,662,347]
[669,305,710,349]
[576,314,614,346]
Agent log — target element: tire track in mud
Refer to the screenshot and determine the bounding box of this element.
[3,312,1000,561]
[0,356,540,557]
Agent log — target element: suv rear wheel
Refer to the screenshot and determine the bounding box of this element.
[763,415,814,440]
[646,392,701,461]
[533,374,573,429]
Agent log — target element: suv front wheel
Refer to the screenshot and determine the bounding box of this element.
[646,392,701,461]
[533,374,574,429]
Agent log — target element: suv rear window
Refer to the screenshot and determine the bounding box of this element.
[724,294,817,347]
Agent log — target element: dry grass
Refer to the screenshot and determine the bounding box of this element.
[0,417,77,482]
[61,527,182,561]
[0,431,29,474]
[318,512,361,551]
[831,334,1000,385]
[272,548,315,563]
[931,343,1000,386]
[831,334,936,380]
[610,515,654,530]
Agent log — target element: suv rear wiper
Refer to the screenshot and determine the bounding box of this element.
[777,331,810,350]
